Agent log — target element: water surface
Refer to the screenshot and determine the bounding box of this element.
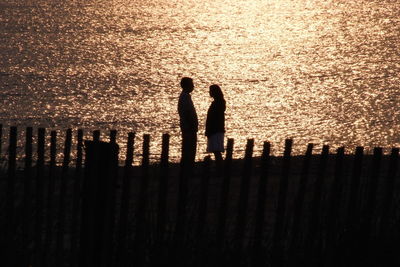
[1,0,399,161]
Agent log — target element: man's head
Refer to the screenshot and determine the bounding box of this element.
[180,77,194,93]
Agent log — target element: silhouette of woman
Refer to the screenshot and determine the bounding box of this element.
[205,84,226,174]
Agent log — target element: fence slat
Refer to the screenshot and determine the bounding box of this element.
[110,129,117,144]
[196,155,211,240]
[93,130,100,141]
[304,145,329,264]
[136,134,150,231]
[326,146,345,230]
[70,129,83,267]
[134,134,150,265]
[379,147,399,237]
[56,129,72,266]
[4,127,17,266]
[34,127,46,266]
[22,127,33,265]
[363,147,382,240]
[216,138,234,248]
[44,130,57,266]
[344,146,364,265]
[175,146,190,247]
[253,141,271,246]
[234,138,254,251]
[6,126,17,230]
[116,132,135,267]
[157,133,170,243]
[75,129,84,170]
[378,147,399,266]
[103,134,119,267]
[346,146,364,228]
[0,124,2,158]
[252,141,271,266]
[288,143,313,261]
[79,140,119,267]
[324,146,345,266]
[272,138,293,263]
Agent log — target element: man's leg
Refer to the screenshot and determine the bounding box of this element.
[181,132,197,172]
[188,133,197,164]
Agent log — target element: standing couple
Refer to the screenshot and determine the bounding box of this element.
[178,77,225,173]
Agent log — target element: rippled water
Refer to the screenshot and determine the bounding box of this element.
[1,0,399,161]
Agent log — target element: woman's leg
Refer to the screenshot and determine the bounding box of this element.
[213,151,223,176]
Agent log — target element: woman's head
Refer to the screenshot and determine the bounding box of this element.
[209,84,224,100]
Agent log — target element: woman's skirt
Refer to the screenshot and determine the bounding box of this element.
[207,132,225,152]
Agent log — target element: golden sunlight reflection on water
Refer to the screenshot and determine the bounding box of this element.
[0,0,399,162]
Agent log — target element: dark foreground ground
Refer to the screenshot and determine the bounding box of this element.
[1,152,400,266]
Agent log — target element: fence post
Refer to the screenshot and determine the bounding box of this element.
[378,147,399,266]
[134,134,150,266]
[345,146,364,230]
[79,140,119,267]
[4,126,17,266]
[93,130,100,141]
[288,143,313,262]
[6,126,17,230]
[70,129,84,267]
[0,124,2,157]
[136,133,150,230]
[304,145,329,265]
[0,124,2,158]
[348,147,381,266]
[252,141,271,267]
[272,139,293,264]
[110,129,117,144]
[106,131,119,266]
[343,146,364,264]
[234,139,254,253]
[55,129,72,266]
[157,133,170,244]
[44,130,57,266]
[362,147,382,242]
[324,146,345,266]
[116,132,135,267]
[379,148,399,237]
[22,127,33,265]
[216,138,234,249]
[34,128,46,266]
[102,139,119,267]
[196,155,211,242]
[175,151,190,247]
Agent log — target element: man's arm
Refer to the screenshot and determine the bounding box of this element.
[179,94,198,132]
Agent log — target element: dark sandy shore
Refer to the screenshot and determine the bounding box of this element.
[1,152,399,236]
[1,152,399,266]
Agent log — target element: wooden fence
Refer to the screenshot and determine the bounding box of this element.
[0,125,399,267]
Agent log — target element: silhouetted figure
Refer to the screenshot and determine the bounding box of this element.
[178,77,198,167]
[205,84,226,175]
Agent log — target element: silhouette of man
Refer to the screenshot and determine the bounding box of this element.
[178,77,198,166]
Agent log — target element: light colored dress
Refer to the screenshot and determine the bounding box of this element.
[207,132,224,152]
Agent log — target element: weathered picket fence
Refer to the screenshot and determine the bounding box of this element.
[0,125,399,267]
